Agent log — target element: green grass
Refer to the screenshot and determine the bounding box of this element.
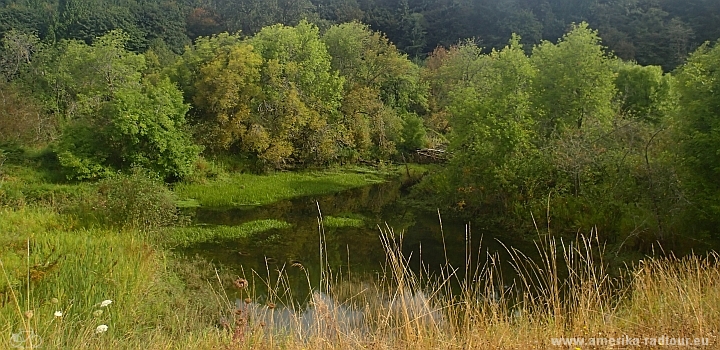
[2,208,720,349]
[0,151,93,207]
[323,214,367,228]
[174,168,389,207]
[163,219,292,247]
[3,157,716,349]
[0,207,228,349]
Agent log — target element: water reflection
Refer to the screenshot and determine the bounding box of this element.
[230,289,446,338]
[180,180,536,303]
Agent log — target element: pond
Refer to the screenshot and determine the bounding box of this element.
[180,179,538,305]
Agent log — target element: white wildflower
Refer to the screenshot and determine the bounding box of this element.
[95,325,108,334]
[54,311,63,317]
[99,300,112,307]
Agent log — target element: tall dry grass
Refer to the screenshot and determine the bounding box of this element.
[210,217,720,350]
[2,205,718,349]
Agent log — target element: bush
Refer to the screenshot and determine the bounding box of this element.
[72,168,182,230]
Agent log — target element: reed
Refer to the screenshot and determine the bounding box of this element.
[1,205,718,349]
[202,218,719,349]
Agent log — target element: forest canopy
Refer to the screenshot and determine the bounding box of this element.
[0,0,717,70]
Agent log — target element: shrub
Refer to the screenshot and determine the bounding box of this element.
[73,168,182,230]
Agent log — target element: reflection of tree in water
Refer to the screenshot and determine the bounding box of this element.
[183,180,528,305]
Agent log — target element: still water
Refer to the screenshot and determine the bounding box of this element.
[180,179,535,304]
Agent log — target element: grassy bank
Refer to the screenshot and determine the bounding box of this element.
[165,219,292,247]
[2,208,719,349]
[173,164,430,208]
[174,168,386,208]
[1,158,718,349]
[0,207,226,349]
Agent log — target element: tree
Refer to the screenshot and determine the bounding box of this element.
[0,30,41,82]
[674,41,720,235]
[444,35,539,219]
[0,84,55,146]
[422,40,486,138]
[614,61,673,123]
[531,22,616,136]
[243,21,344,167]
[30,30,145,121]
[323,21,427,159]
[214,0,315,34]
[38,31,199,180]
[170,33,264,154]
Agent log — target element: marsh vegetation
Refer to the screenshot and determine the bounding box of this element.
[1,5,720,348]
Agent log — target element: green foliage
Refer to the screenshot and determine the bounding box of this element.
[323,21,428,160]
[614,62,675,123]
[32,30,145,119]
[675,42,720,185]
[191,42,263,151]
[0,0,715,72]
[443,35,541,219]
[323,22,413,90]
[70,168,181,230]
[0,83,55,146]
[216,0,315,34]
[531,23,616,135]
[675,41,720,235]
[422,24,685,242]
[37,31,200,180]
[174,23,347,168]
[0,30,42,82]
[249,20,344,167]
[398,112,427,151]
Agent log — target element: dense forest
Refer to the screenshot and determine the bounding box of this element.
[1,0,720,249]
[1,0,718,70]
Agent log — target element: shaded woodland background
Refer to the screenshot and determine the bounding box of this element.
[0,0,715,70]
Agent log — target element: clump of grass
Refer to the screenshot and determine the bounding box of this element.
[67,168,183,230]
[618,252,720,338]
[164,219,292,247]
[323,214,366,228]
[174,169,387,207]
